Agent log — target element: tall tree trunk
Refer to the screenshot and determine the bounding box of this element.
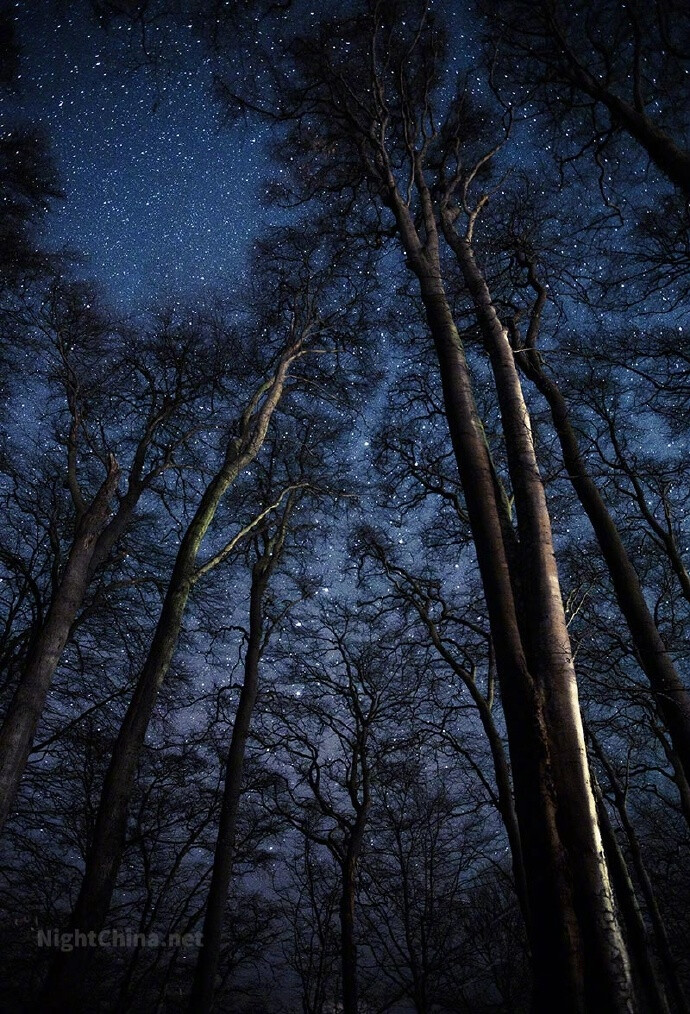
[37,352,298,1012]
[442,219,634,1012]
[593,772,671,1014]
[0,455,120,833]
[189,536,280,1013]
[382,186,593,1011]
[517,340,690,813]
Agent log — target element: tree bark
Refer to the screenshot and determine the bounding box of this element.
[442,219,634,1012]
[381,185,595,1011]
[37,350,298,1012]
[0,455,120,833]
[188,543,276,1013]
[517,340,690,820]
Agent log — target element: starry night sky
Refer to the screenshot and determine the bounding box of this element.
[2,2,690,1010]
[13,2,272,308]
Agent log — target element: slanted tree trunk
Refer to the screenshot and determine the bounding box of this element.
[38,348,299,1012]
[553,39,690,198]
[189,507,291,1013]
[514,317,690,812]
[0,454,120,832]
[382,183,593,1011]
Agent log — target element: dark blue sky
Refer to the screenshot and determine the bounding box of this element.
[13,2,271,308]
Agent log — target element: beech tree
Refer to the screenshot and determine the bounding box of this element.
[38,229,360,1009]
[1,2,688,1010]
[459,191,690,824]
[39,345,305,1008]
[190,422,345,1012]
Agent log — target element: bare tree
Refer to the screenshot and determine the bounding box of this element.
[37,231,356,1008]
[190,483,308,1013]
[0,283,228,833]
[224,5,634,1006]
[480,0,690,198]
[259,610,423,1014]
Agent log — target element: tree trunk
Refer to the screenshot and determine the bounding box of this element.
[583,83,690,199]
[545,6,690,198]
[189,553,272,1013]
[0,455,120,833]
[442,221,634,1012]
[339,857,359,1014]
[593,772,671,1014]
[37,353,297,1012]
[518,348,690,816]
[383,186,589,1009]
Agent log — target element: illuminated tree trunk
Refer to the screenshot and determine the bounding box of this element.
[382,186,593,1011]
[516,331,690,817]
[442,217,634,1012]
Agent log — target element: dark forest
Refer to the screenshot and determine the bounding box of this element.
[1,1,689,1011]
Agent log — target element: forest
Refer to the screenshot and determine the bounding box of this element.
[0,0,689,1011]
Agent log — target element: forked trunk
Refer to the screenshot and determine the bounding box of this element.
[386,195,590,1005]
[38,353,298,1012]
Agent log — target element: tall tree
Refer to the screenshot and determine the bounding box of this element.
[37,233,356,1009]
[37,336,305,1010]
[190,426,341,1012]
[223,5,634,1007]
[261,610,422,1014]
